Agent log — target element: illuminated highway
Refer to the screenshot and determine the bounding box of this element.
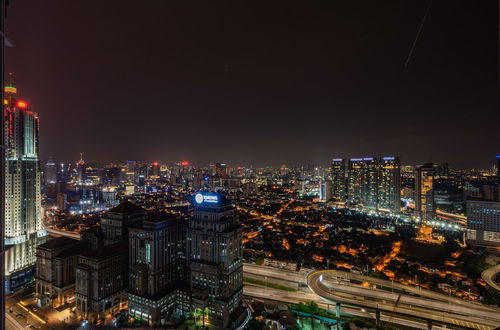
[243,264,500,329]
[481,263,500,293]
[307,270,500,329]
[46,227,81,240]
[243,283,449,329]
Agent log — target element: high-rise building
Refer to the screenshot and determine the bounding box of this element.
[466,199,500,250]
[378,157,401,214]
[0,1,6,326]
[75,242,128,323]
[347,158,364,204]
[128,213,185,326]
[331,159,346,202]
[186,192,244,328]
[76,153,86,184]
[45,156,57,185]
[149,161,160,178]
[335,156,401,213]
[215,162,229,178]
[4,84,47,292]
[496,154,500,177]
[361,157,378,209]
[415,163,435,221]
[319,180,332,201]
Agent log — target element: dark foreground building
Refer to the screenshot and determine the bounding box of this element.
[36,192,245,328]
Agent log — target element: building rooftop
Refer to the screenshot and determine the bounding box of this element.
[80,241,127,260]
[37,236,79,251]
[108,200,146,214]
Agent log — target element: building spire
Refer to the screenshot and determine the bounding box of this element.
[77,152,85,165]
[5,72,16,94]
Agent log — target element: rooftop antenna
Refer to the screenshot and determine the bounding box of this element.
[405,0,434,67]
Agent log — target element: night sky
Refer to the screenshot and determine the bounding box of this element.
[5,1,500,168]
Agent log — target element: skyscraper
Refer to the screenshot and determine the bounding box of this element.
[331,159,346,202]
[186,192,244,328]
[361,157,378,209]
[415,163,435,221]
[4,84,47,292]
[1,1,7,327]
[378,157,401,214]
[44,156,57,185]
[347,158,364,204]
[128,213,185,326]
[76,152,86,184]
[496,154,500,177]
[319,180,332,201]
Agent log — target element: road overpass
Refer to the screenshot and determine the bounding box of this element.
[481,263,500,292]
[45,227,80,240]
[307,269,500,329]
[243,264,500,329]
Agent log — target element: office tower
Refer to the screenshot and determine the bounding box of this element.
[331,159,346,202]
[149,161,160,177]
[466,200,500,249]
[378,157,401,214]
[128,213,185,326]
[44,156,57,185]
[319,181,332,201]
[76,201,147,322]
[44,156,58,200]
[75,241,128,323]
[497,155,500,177]
[100,201,147,245]
[0,2,5,327]
[186,192,244,328]
[415,163,435,221]
[4,84,47,292]
[347,158,364,204]
[215,162,229,178]
[35,237,88,308]
[361,157,378,209]
[76,153,86,184]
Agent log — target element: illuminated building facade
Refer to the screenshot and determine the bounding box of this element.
[214,162,229,178]
[335,157,401,213]
[497,155,500,177]
[415,163,435,221]
[186,192,244,328]
[378,157,401,213]
[361,157,378,209]
[35,237,88,308]
[319,180,332,201]
[76,153,86,184]
[466,199,500,249]
[347,158,364,204]
[3,85,47,292]
[44,156,57,184]
[331,159,347,202]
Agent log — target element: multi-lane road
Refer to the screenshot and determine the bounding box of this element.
[243,263,500,330]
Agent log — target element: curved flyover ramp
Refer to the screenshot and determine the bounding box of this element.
[481,264,500,293]
[307,269,500,330]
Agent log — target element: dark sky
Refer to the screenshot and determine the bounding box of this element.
[5,1,500,168]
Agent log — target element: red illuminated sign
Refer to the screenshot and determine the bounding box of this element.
[181,161,189,166]
[16,101,28,109]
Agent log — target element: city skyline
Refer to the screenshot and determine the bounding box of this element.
[2,1,500,330]
[4,1,500,168]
